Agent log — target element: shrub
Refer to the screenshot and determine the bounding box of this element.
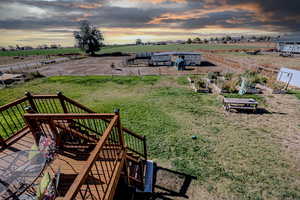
[208,72,219,80]
[195,79,207,89]
[267,79,285,90]
[241,70,268,85]
[224,72,235,80]
[222,78,239,93]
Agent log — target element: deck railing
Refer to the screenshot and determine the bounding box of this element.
[0,93,148,199]
[0,92,147,161]
[24,113,125,200]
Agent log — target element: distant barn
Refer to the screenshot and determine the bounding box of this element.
[150,52,202,66]
[276,41,300,54]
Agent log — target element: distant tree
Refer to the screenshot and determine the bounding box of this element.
[225,36,232,41]
[50,44,58,49]
[241,35,245,40]
[136,38,142,45]
[187,38,192,44]
[203,39,209,43]
[74,20,104,56]
[8,45,15,51]
[193,37,202,43]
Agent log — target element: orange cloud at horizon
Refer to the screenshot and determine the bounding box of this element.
[148,3,261,24]
[74,13,93,22]
[71,2,102,9]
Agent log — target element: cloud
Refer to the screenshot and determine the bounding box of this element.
[0,0,299,46]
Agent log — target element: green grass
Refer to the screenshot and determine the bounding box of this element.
[0,44,268,57]
[0,48,82,57]
[288,90,300,100]
[1,76,299,200]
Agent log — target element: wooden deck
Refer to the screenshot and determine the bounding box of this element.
[0,93,148,200]
[0,129,124,200]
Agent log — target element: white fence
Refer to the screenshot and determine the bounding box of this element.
[277,67,300,88]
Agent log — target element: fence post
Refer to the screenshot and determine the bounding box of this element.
[57,91,68,113]
[114,109,125,149]
[0,135,6,149]
[24,106,40,145]
[143,136,147,161]
[25,92,37,112]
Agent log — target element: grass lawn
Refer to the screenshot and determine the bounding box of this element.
[0,44,268,57]
[288,90,300,100]
[1,76,299,200]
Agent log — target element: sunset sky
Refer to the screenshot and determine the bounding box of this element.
[0,0,299,47]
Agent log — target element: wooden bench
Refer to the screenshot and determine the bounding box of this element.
[223,98,258,112]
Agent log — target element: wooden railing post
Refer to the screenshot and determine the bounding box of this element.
[57,91,68,113]
[143,136,147,161]
[24,106,40,145]
[48,118,62,148]
[0,136,6,149]
[25,92,37,112]
[114,109,125,149]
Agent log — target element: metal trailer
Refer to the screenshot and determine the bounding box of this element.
[276,41,300,54]
[150,52,201,66]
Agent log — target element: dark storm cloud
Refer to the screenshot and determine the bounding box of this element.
[0,0,299,32]
[210,0,300,31]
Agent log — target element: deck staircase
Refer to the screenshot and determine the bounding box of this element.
[0,92,153,200]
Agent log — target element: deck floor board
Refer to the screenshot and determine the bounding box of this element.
[1,129,123,200]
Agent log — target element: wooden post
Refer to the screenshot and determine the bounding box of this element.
[143,136,147,161]
[48,118,62,149]
[114,109,125,149]
[25,92,37,112]
[0,135,6,149]
[115,108,131,186]
[24,106,40,145]
[57,91,68,113]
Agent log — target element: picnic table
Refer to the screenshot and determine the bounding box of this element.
[223,98,258,112]
[0,150,46,199]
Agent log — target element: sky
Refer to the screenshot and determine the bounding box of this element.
[0,0,299,47]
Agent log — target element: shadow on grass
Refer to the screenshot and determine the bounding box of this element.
[229,108,287,115]
[135,164,197,200]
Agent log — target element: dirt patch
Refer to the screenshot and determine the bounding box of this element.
[34,56,224,76]
[220,53,300,71]
[0,55,60,66]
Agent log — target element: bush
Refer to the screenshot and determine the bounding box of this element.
[208,72,219,80]
[195,79,207,89]
[267,79,285,90]
[241,70,268,85]
[224,72,234,80]
[222,78,239,93]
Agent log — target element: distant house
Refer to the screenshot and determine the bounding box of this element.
[276,41,300,53]
[150,52,202,66]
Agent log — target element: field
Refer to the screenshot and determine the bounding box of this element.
[0,43,271,57]
[1,76,300,200]
[217,52,300,71]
